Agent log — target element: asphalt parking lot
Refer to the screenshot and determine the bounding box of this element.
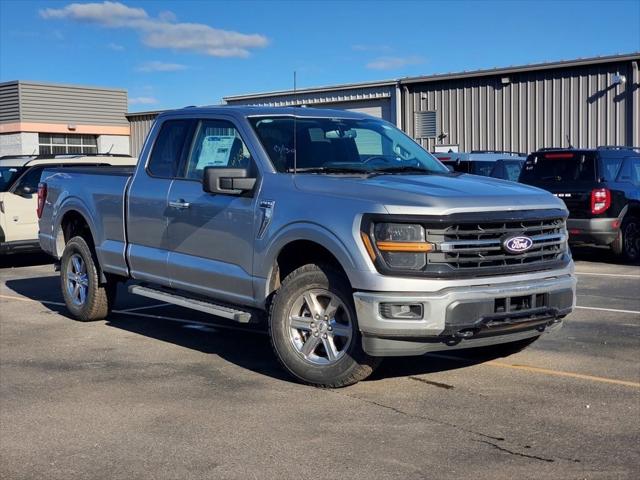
[1,248,638,480]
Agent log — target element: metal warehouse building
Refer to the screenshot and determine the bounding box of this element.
[0,81,130,156]
[224,53,639,154]
[9,53,634,158]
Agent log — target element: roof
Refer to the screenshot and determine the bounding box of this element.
[223,52,639,101]
[0,80,127,93]
[224,79,398,102]
[400,52,640,85]
[156,105,379,120]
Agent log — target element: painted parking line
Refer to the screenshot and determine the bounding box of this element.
[430,353,640,388]
[575,305,640,315]
[575,272,640,279]
[1,293,638,387]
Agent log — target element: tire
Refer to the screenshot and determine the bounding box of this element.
[60,236,116,321]
[268,263,381,388]
[611,216,640,263]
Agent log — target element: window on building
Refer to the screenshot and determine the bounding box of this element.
[38,134,98,154]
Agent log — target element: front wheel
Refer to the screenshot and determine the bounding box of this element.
[268,264,380,387]
[60,236,116,321]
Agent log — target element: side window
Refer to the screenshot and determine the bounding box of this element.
[13,167,43,194]
[183,120,252,181]
[617,157,640,186]
[599,154,624,181]
[148,120,191,178]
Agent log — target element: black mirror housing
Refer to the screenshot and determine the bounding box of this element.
[203,167,256,195]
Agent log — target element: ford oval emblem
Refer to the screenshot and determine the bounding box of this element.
[503,235,533,254]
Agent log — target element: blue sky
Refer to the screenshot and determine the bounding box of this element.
[1,0,638,112]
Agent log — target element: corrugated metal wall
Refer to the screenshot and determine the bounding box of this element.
[405,59,639,152]
[225,84,398,123]
[127,113,159,157]
[0,82,20,123]
[16,81,128,126]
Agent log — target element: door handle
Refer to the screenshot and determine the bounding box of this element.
[168,200,191,209]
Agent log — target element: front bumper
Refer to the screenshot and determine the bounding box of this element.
[567,218,618,246]
[353,273,576,356]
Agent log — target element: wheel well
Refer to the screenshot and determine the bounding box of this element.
[60,211,94,249]
[270,240,349,292]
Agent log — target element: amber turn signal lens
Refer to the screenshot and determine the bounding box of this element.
[360,232,377,262]
[376,241,433,252]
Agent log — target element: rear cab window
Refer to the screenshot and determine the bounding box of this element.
[147,120,192,178]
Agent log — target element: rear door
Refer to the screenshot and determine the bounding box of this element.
[127,119,193,285]
[520,152,598,218]
[166,117,258,305]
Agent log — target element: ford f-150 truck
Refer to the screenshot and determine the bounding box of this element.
[38,106,576,387]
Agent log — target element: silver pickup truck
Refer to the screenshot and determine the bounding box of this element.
[38,106,576,387]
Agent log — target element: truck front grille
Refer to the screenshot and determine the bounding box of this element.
[423,210,569,277]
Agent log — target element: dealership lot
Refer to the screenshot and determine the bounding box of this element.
[0,250,638,480]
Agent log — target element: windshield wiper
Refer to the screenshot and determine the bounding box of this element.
[285,166,371,174]
[370,165,434,175]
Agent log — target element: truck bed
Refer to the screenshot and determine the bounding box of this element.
[38,167,134,277]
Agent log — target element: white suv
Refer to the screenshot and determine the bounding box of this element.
[0,154,137,255]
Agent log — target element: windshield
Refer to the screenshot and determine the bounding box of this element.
[0,167,25,192]
[249,116,448,174]
[520,153,596,183]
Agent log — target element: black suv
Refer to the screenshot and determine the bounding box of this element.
[434,151,526,182]
[519,146,640,261]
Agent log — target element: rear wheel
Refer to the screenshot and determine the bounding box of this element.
[60,236,116,321]
[612,216,640,263]
[268,264,380,387]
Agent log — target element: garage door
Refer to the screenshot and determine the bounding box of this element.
[321,99,392,122]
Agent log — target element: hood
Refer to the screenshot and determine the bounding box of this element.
[293,173,566,215]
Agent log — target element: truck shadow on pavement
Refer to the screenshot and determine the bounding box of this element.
[5,275,517,385]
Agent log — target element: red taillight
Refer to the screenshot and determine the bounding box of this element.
[37,183,47,219]
[438,156,451,160]
[544,153,574,159]
[591,188,610,215]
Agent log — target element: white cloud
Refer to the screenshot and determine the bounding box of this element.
[40,1,268,58]
[128,96,158,105]
[136,61,187,72]
[366,56,424,70]
[107,42,124,51]
[40,1,147,25]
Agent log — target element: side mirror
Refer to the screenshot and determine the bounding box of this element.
[203,167,256,195]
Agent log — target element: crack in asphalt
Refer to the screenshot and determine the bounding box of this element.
[474,439,554,463]
[329,390,581,464]
[329,390,504,442]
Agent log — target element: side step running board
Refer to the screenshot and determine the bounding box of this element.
[128,285,252,323]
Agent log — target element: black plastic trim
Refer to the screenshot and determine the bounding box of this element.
[361,209,570,279]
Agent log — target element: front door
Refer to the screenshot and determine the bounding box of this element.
[4,167,42,243]
[166,118,258,306]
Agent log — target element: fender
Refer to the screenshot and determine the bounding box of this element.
[255,221,364,303]
[52,195,108,283]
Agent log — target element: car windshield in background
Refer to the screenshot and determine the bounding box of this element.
[520,153,596,183]
[0,167,25,191]
[249,116,448,175]
[492,160,525,182]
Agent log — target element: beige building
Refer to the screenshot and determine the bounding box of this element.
[0,81,130,156]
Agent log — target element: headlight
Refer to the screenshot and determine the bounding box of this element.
[361,222,433,271]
